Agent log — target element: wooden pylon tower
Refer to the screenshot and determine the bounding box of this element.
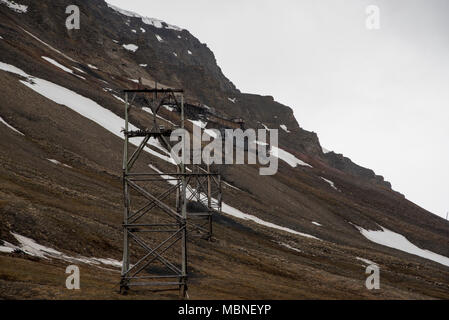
[119,87,221,298]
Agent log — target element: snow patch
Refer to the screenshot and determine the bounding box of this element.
[47,159,61,165]
[112,94,125,103]
[280,124,290,133]
[47,159,72,168]
[173,52,178,57]
[0,232,121,268]
[140,27,146,33]
[222,180,242,192]
[189,119,207,129]
[0,115,24,135]
[356,257,377,265]
[204,128,219,139]
[0,245,14,253]
[221,203,319,239]
[255,142,312,168]
[187,50,192,55]
[279,242,301,253]
[139,64,147,67]
[131,29,136,33]
[123,44,139,52]
[73,67,86,74]
[320,177,338,191]
[272,146,312,168]
[0,61,29,77]
[42,56,74,74]
[0,0,27,13]
[228,97,236,103]
[312,221,322,226]
[163,105,175,112]
[155,34,163,42]
[357,225,449,268]
[89,258,122,268]
[88,64,98,70]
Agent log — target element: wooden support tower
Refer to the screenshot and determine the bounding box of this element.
[119,87,221,298]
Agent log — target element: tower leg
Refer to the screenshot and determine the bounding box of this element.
[120,92,130,295]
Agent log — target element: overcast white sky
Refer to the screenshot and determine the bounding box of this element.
[107,0,449,219]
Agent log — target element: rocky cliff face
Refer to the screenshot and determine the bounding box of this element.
[0,0,448,300]
[8,0,390,188]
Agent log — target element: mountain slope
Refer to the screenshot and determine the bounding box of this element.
[0,0,448,299]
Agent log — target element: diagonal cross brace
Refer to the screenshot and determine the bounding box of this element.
[128,181,181,223]
[125,227,184,277]
[127,179,183,221]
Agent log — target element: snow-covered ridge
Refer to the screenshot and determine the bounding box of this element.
[0,0,27,13]
[107,2,183,31]
[357,225,449,268]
